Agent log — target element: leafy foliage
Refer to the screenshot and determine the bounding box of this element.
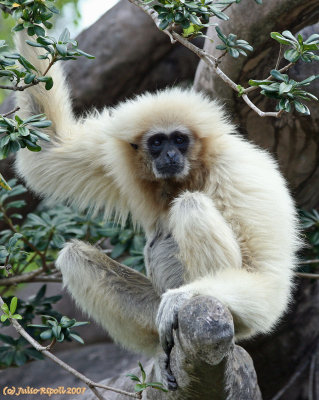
[0,285,88,367]
[1,296,22,322]
[0,179,146,283]
[26,27,94,62]
[0,114,51,159]
[0,0,94,169]
[127,361,168,393]
[0,180,146,369]
[29,315,88,344]
[0,334,43,367]
[1,0,60,32]
[249,70,318,115]
[215,26,253,58]
[271,31,319,63]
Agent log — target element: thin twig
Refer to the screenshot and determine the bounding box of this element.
[0,296,141,399]
[0,268,44,285]
[296,272,319,279]
[275,44,283,70]
[299,259,319,265]
[129,0,284,118]
[242,94,283,118]
[0,81,40,91]
[1,106,20,118]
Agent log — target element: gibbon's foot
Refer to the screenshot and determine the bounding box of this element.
[156,289,193,390]
[165,355,178,391]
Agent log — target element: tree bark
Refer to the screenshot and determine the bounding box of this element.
[194,0,319,208]
[195,1,319,399]
[83,296,262,400]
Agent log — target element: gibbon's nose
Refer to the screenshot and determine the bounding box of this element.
[167,150,177,160]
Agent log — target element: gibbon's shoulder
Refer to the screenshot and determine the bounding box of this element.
[106,87,236,143]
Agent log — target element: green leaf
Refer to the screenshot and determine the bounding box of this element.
[284,48,300,63]
[10,297,18,314]
[30,120,52,128]
[134,383,146,393]
[270,70,287,82]
[24,73,36,84]
[139,361,146,382]
[34,25,45,37]
[282,30,298,43]
[69,333,84,344]
[278,82,293,95]
[18,55,37,72]
[74,49,95,59]
[270,32,292,46]
[159,19,169,30]
[294,101,308,114]
[1,314,8,323]
[111,242,128,259]
[40,329,53,340]
[0,173,12,190]
[12,314,22,320]
[304,34,319,44]
[127,374,141,382]
[45,77,53,90]
[299,75,319,85]
[8,232,23,248]
[228,47,239,58]
[59,28,70,43]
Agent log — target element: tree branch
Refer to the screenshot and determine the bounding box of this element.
[1,106,20,118]
[0,81,40,92]
[0,296,141,400]
[296,272,319,279]
[128,0,285,118]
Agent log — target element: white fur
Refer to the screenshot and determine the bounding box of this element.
[14,32,301,351]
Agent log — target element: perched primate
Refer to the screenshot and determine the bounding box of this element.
[15,32,300,384]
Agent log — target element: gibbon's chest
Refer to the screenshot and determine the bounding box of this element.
[144,232,184,296]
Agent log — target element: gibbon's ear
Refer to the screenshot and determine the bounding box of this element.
[130,143,139,150]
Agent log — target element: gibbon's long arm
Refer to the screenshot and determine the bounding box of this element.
[56,240,160,354]
[14,33,120,216]
[169,191,242,281]
[157,190,295,343]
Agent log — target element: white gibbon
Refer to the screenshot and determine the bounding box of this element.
[14,32,301,388]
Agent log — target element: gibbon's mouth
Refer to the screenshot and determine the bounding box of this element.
[154,163,187,179]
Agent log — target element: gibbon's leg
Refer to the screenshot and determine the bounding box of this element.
[56,240,160,355]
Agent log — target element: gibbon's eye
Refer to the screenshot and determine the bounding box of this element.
[175,136,185,145]
[152,138,162,147]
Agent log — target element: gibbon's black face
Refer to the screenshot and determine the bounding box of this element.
[147,131,190,178]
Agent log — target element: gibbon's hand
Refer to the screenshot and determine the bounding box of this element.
[156,288,194,390]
